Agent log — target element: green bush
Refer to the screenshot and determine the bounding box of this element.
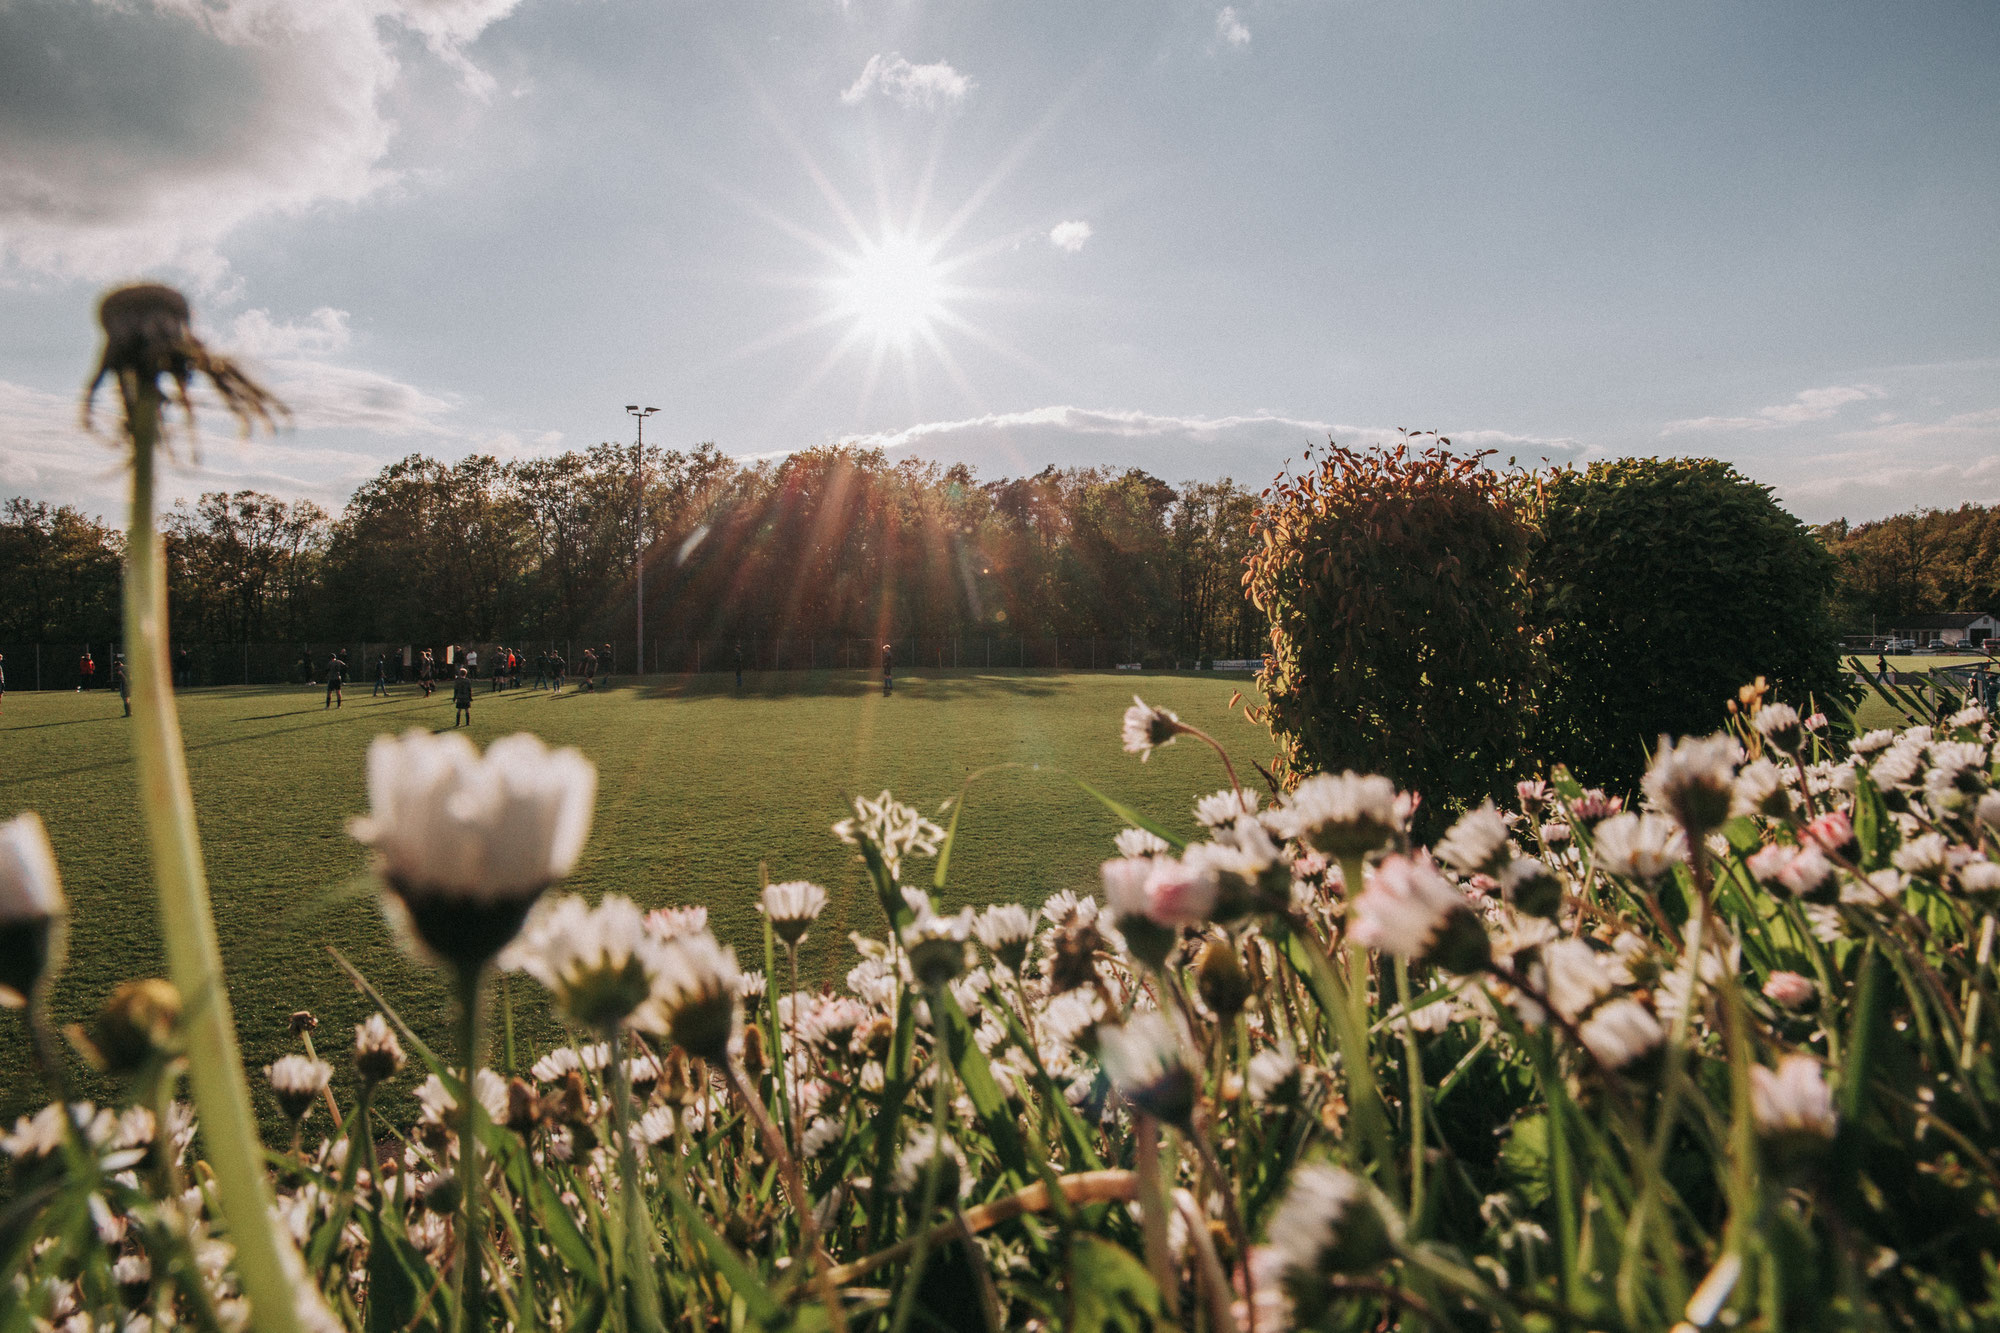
[1243,435,1540,836]
[1530,457,1853,787]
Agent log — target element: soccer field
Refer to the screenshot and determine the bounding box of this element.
[0,669,1267,1128]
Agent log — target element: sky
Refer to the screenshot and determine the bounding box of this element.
[1,0,1996,525]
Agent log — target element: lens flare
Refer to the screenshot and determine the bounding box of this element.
[839,234,944,344]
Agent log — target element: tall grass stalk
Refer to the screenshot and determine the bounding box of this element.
[120,374,308,1333]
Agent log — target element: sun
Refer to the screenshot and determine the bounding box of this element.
[838,233,946,345]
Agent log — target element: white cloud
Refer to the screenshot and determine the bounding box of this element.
[833,405,1583,485]
[840,53,973,110]
[1661,383,1886,434]
[1048,221,1093,253]
[1216,7,1251,47]
[0,0,531,284]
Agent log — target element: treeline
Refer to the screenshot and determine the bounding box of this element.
[0,446,1266,661]
[1816,504,2000,628]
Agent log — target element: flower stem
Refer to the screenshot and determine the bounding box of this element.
[888,1042,956,1333]
[723,1056,849,1333]
[456,965,485,1333]
[609,1028,666,1333]
[119,372,307,1333]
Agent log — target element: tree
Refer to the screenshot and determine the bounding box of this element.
[1244,436,1540,835]
[1530,457,1853,788]
[0,499,124,643]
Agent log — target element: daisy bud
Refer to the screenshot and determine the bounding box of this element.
[1851,728,1894,756]
[973,903,1035,972]
[1802,810,1856,857]
[504,1077,541,1134]
[1121,696,1182,760]
[1194,938,1253,1023]
[644,905,709,942]
[1515,779,1551,818]
[514,895,673,1035]
[1194,787,1260,828]
[1750,1056,1837,1165]
[1270,772,1404,860]
[350,731,596,974]
[88,978,182,1077]
[113,1253,151,1310]
[1098,1012,1197,1128]
[1352,854,1491,975]
[1960,861,2000,898]
[892,1127,967,1205]
[1115,827,1170,859]
[267,1054,333,1124]
[1592,812,1688,882]
[0,813,64,1009]
[761,880,828,947]
[741,1023,770,1078]
[1761,971,1818,1011]
[1247,1040,1302,1107]
[1732,760,1792,820]
[1570,789,1624,824]
[1754,703,1803,752]
[1268,1163,1399,1305]
[1435,800,1514,877]
[1774,846,1835,901]
[353,1013,407,1087]
[1642,733,1741,835]
[1540,820,1573,847]
[653,932,743,1064]
[1101,857,1177,970]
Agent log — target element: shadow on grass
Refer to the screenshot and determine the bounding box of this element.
[632,669,1094,702]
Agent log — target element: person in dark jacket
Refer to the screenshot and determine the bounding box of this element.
[881,642,893,697]
[325,653,346,709]
[452,667,474,726]
[112,657,130,717]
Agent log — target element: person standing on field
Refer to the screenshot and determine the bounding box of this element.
[112,656,130,718]
[325,652,347,710]
[452,666,473,726]
[600,643,614,689]
[581,648,597,692]
[78,650,94,692]
[881,641,893,697]
[733,642,744,689]
[373,655,390,698]
[1,653,9,714]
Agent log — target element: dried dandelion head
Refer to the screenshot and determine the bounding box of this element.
[83,283,286,443]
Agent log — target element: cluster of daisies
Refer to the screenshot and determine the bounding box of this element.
[6,686,1998,1330]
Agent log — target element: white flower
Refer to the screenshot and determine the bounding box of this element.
[801,1116,843,1158]
[513,895,675,1034]
[1434,800,1514,876]
[1114,827,1170,859]
[900,903,974,988]
[1870,743,1925,790]
[1098,1012,1196,1126]
[973,903,1035,968]
[266,1055,332,1123]
[1731,759,1791,819]
[833,791,944,879]
[1353,854,1490,973]
[414,1069,510,1129]
[643,905,708,941]
[1194,787,1260,828]
[1121,696,1182,760]
[653,932,743,1062]
[1750,1056,1837,1141]
[529,1043,610,1083]
[353,1013,406,1085]
[1980,791,2000,833]
[1754,703,1802,748]
[1592,812,1687,882]
[1541,939,1614,1023]
[1576,997,1663,1069]
[1803,902,1845,943]
[1043,990,1106,1049]
[1246,1040,1301,1105]
[1762,971,1817,1010]
[1960,861,2000,895]
[0,811,63,1008]
[761,881,828,946]
[1948,703,1988,730]
[1268,1163,1398,1281]
[1269,772,1404,858]
[1851,729,1896,757]
[0,812,63,924]
[1642,733,1740,832]
[891,1128,968,1197]
[351,731,595,903]
[1775,846,1835,899]
[1892,833,1950,877]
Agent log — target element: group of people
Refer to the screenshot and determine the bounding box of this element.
[309,643,619,722]
[70,648,130,716]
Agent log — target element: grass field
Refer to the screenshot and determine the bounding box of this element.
[0,669,1270,1131]
[1844,653,1996,732]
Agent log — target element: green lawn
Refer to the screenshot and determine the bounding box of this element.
[1843,653,1996,732]
[0,669,1268,1131]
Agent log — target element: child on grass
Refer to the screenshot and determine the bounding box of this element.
[453,666,473,727]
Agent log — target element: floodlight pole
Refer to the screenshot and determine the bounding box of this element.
[627,405,659,676]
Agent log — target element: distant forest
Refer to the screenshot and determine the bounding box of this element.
[0,445,1266,662]
[6,449,1995,657]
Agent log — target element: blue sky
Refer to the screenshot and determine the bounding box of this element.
[1,0,1995,523]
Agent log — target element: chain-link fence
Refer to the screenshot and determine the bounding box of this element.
[0,637,1264,690]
